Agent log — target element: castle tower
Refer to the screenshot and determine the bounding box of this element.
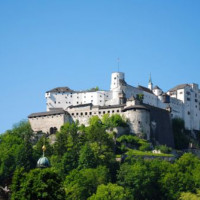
[110,72,125,90]
[148,74,153,90]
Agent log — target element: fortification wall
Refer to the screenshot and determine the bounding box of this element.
[29,114,69,134]
[124,109,150,140]
[145,104,174,148]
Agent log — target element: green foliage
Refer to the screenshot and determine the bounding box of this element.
[179,190,200,200]
[117,134,151,153]
[136,93,144,102]
[139,142,151,151]
[172,118,189,149]
[117,161,159,200]
[85,120,115,167]
[0,121,35,185]
[11,168,65,200]
[89,116,102,127]
[126,149,173,158]
[89,183,126,200]
[33,136,53,161]
[102,114,127,128]
[160,153,200,200]
[78,143,97,169]
[61,150,79,175]
[2,117,200,200]
[155,145,172,154]
[64,166,109,200]
[53,122,80,157]
[87,86,99,92]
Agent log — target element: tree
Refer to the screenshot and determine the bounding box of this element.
[11,168,65,200]
[33,136,53,161]
[61,149,79,175]
[172,118,189,149]
[89,183,126,200]
[160,153,200,200]
[117,160,162,200]
[64,166,109,200]
[0,122,34,185]
[78,143,97,169]
[179,190,200,200]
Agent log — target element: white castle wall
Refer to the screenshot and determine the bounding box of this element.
[46,90,112,111]
[44,71,200,131]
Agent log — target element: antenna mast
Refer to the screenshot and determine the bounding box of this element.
[117,57,120,72]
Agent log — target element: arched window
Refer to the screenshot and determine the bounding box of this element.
[50,127,54,134]
[50,127,57,134]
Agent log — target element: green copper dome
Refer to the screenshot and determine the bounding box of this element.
[37,145,50,168]
[37,156,50,168]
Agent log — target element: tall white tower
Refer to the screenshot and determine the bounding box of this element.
[110,72,125,90]
[148,74,153,90]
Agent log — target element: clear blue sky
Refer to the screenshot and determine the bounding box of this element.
[1,0,200,133]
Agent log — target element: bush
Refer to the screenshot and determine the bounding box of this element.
[139,142,151,151]
[156,145,172,154]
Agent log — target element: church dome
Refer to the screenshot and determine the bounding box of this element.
[37,156,50,168]
[37,145,50,168]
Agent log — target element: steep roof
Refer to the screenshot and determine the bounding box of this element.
[168,84,189,92]
[138,85,153,94]
[122,105,150,112]
[153,85,161,90]
[127,96,136,101]
[68,103,93,108]
[28,109,68,118]
[98,104,125,109]
[46,87,74,93]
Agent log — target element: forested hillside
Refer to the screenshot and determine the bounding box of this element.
[0,115,200,200]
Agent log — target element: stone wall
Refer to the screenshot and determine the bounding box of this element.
[145,104,175,148]
[29,114,70,134]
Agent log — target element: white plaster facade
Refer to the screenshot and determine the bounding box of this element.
[39,71,200,131]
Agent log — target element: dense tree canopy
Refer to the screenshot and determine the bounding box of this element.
[0,116,200,200]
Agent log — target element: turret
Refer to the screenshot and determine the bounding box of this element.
[153,86,162,96]
[148,74,153,91]
[110,72,125,90]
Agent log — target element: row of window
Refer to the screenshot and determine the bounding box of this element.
[31,115,62,119]
[51,99,104,104]
[71,110,120,116]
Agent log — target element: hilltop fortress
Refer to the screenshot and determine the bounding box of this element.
[28,72,200,147]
